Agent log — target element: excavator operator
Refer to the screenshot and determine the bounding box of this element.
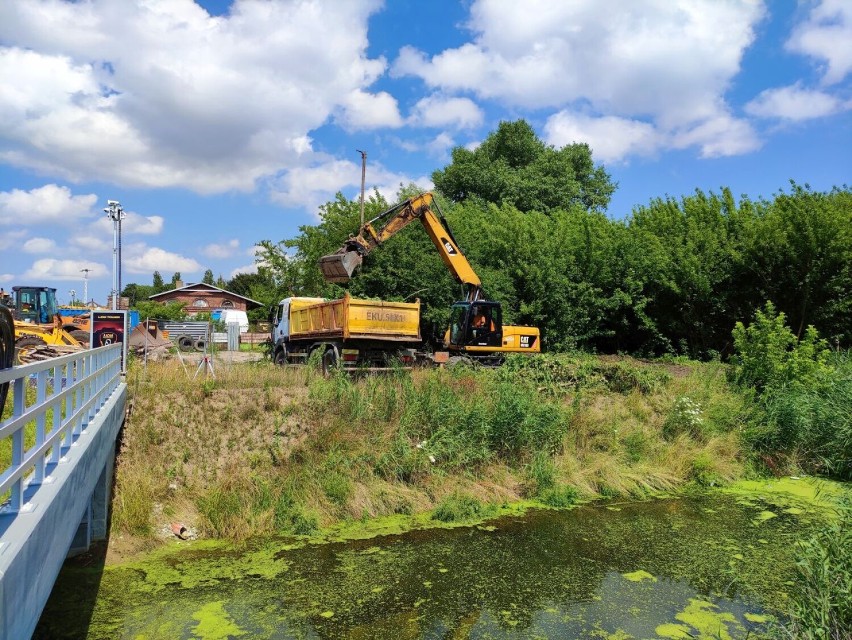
[472,309,495,334]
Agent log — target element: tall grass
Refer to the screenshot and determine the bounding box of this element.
[114,355,753,544]
[782,499,852,639]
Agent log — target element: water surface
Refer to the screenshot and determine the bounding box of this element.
[37,492,823,639]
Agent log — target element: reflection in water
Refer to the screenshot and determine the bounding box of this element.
[37,493,815,639]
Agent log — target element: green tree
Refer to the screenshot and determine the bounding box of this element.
[152,271,165,293]
[134,300,187,321]
[432,119,615,214]
[202,269,215,285]
[742,183,852,344]
[170,272,182,289]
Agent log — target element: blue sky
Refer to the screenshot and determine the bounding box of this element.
[0,0,849,305]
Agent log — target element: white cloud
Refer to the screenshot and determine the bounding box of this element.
[0,184,96,225]
[203,239,240,259]
[426,132,455,160]
[745,83,846,121]
[409,95,484,129]
[70,234,110,253]
[545,112,662,164]
[672,113,761,158]
[270,159,430,215]
[230,263,259,279]
[787,0,852,85]
[122,245,202,275]
[0,228,26,251]
[338,89,404,130]
[0,274,13,283]
[0,0,388,192]
[22,258,108,281]
[393,0,766,159]
[22,237,57,254]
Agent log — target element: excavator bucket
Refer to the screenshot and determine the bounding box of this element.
[319,250,363,283]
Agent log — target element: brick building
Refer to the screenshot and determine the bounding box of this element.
[148,282,262,315]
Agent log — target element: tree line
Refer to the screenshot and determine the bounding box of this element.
[256,120,850,359]
[123,119,850,358]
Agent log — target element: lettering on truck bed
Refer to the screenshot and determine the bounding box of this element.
[366,311,405,322]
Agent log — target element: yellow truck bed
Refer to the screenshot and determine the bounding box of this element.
[289,293,421,342]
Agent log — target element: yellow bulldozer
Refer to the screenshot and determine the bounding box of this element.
[1,286,85,363]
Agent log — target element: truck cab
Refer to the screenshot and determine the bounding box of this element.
[447,301,503,349]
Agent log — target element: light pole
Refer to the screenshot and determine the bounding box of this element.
[80,268,90,307]
[104,200,125,310]
[69,289,76,306]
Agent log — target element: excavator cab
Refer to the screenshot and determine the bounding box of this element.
[447,301,503,348]
[12,286,58,326]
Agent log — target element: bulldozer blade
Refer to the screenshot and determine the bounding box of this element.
[319,251,363,282]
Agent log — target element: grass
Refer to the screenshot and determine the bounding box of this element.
[112,353,760,547]
[781,498,852,639]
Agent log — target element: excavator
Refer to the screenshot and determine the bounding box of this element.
[319,192,540,364]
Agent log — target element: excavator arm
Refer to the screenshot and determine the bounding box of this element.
[319,192,483,301]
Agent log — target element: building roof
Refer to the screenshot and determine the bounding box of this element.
[148,282,263,308]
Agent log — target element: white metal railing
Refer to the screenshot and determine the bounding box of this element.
[0,344,122,514]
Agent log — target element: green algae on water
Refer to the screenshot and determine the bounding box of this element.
[191,601,247,640]
[621,570,657,582]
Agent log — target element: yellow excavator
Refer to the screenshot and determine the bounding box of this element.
[319,192,540,365]
[5,286,84,362]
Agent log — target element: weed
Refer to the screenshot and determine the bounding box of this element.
[539,485,579,508]
[431,493,495,523]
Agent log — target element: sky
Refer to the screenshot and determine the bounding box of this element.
[0,0,850,306]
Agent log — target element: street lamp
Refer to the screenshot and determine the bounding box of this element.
[104,200,125,310]
[69,289,76,306]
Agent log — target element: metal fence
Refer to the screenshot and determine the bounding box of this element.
[0,344,122,514]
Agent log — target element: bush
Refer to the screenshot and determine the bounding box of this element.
[539,485,579,508]
[731,302,830,393]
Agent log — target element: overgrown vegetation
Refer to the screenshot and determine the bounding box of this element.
[115,354,750,545]
[782,499,852,640]
[731,303,851,480]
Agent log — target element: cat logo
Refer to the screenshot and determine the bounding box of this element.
[520,335,531,348]
[441,238,457,255]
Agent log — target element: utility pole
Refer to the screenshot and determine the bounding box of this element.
[80,268,90,307]
[356,149,367,227]
[104,200,125,310]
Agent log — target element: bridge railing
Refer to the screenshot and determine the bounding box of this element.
[0,344,122,515]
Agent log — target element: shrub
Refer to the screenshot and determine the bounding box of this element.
[731,301,830,393]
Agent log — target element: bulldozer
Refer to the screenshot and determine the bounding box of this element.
[6,286,85,363]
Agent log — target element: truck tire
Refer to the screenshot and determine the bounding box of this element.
[194,338,206,352]
[274,346,287,366]
[177,335,194,352]
[321,347,338,377]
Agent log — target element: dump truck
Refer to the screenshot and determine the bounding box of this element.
[271,293,426,373]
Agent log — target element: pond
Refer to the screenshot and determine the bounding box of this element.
[36,485,834,639]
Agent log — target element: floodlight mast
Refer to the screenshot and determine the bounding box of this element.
[104,200,125,310]
[80,268,91,307]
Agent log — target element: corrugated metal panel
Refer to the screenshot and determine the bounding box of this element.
[162,322,210,342]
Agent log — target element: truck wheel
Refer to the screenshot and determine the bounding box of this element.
[274,347,287,366]
[321,347,338,377]
[194,338,207,352]
[177,335,194,352]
